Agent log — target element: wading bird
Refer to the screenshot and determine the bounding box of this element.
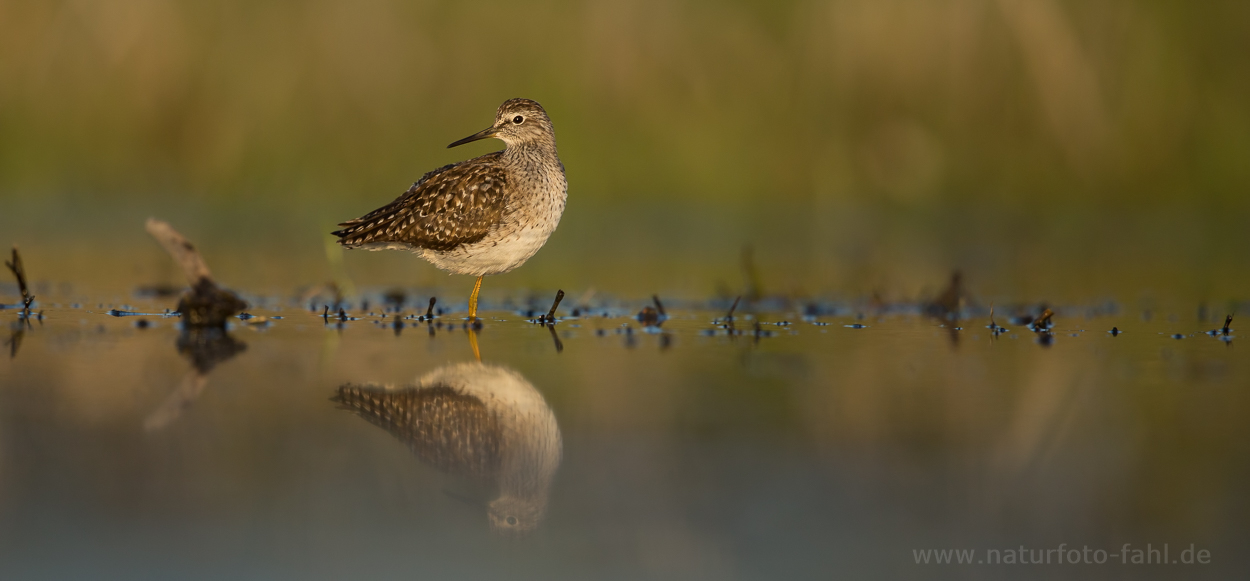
[333,99,567,320]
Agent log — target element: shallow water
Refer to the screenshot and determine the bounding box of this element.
[1,293,1247,580]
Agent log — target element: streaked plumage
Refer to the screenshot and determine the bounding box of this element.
[333,156,510,253]
[333,362,562,533]
[331,99,567,317]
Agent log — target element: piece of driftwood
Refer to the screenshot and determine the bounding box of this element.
[145,218,246,327]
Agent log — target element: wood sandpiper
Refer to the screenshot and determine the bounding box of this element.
[332,98,568,320]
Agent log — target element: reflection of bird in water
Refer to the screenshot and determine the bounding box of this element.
[333,362,562,533]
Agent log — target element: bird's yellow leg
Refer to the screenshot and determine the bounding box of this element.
[467,327,482,362]
[467,275,484,321]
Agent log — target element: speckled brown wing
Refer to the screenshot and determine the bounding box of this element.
[332,153,509,252]
[333,383,502,478]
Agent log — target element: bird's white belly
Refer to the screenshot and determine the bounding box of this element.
[423,219,558,276]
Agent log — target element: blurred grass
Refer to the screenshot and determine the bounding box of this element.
[0,0,1248,300]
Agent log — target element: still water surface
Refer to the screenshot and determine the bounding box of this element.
[1,293,1246,579]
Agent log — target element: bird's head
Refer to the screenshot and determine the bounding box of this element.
[448,98,555,150]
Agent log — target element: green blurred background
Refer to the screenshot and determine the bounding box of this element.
[1,0,1247,302]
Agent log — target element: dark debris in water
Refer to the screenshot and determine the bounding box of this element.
[636,294,668,328]
[1206,314,1234,337]
[4,246,35,315]
[146,219,247,328]
[322,306,359,323]
[1026,309,1055,332]
[986,304,1008,335]
[107,309,176,317]
[529,290,565,325]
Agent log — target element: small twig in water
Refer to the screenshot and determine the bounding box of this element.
[425,297,437,318]
[537,288,572,324]
[5,247,34,313]
[544,289,565,323]
[726,296,741,321]
[1033,309,1054,330]
[652,295,666,317]
[1223,314,1233,335]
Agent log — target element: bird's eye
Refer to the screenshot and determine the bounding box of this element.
[506,516,518,525]
[512,116,524,124]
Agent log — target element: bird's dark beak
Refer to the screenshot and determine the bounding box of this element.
[448,126,499,148]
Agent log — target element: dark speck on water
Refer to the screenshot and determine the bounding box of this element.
[845,324,867,329]
[107,309,170,317]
